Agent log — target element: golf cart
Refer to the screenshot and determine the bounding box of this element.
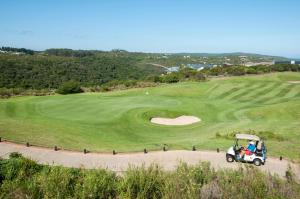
[226,134,267,166]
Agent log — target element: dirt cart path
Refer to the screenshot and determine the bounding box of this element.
[1,142,299,179]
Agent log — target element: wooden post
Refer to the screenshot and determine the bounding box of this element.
[280,156,282,161]
[144,148,147,154]
[163,146,167,151]
[192,146,196,151]
[217,148,220,153]
[113,150,116,155]
[26,142,30,147]
[84,149,87,154]
[54,146,58,151]
[0,137,2,142]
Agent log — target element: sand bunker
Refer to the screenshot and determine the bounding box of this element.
[288,81,300,84]
[150,115,201,126]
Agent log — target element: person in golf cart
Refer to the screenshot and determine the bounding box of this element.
[226,133,266,166]
[239,141,256,159]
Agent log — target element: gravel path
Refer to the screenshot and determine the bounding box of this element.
[1,142,299,179]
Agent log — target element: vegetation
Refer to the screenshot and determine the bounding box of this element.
[0,87,53,98]
[0,52,164,89]
[0,46,35,55]
[0,72,299,160]
[215,130,286,141]
[56,81,83,95]
[0,154,299,199]
[1,47,298,92]
[45,48,95,57]
[202,64,300,76]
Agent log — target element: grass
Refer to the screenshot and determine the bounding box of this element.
[0,72,300,160]
[1,154,300,199]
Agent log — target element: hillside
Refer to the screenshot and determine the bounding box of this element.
[0,47,294,89]
[0,51,164,89]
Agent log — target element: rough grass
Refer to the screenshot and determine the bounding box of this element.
[0,154,300,199]
[215,129,286,141]
[0,72,299,160]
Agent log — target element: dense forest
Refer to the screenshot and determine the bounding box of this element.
[0,48,299,93]
[0,51,164,89]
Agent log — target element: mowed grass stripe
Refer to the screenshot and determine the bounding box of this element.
[250,82,282,104]
[228,82,266,102]
[265,84,299,104]
[0,72,300,160]
[264,84,297,104]
[273,84,296,98]
[237,82,271,103]
[215,84,247,100]
[252,83,287,104]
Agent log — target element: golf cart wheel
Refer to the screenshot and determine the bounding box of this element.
[226,154,234,162]
[253,158,262,166]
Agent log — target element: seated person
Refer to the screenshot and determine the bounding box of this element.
[239,141,256,157]
[247,141,256,152]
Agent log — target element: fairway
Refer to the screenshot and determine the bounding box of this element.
[1,72,300,160]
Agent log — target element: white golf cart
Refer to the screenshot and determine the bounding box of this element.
[226,134,267,166]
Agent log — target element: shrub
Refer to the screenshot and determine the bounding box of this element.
[164,162,215,199]
[9,152,23,159]
[56,81,83,94]
[163,73,180,83]
[119,164,165,199]
[193,72,206,81]
[75,169,118,199]
[35,167,81,198]
[1,156,300,198]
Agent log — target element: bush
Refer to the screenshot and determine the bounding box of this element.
[56,81,83,95]
[9,152,23,159]
[119,164,165,199]
[164,162,215,199]
[75,169,118,199]
[36,167,81,198]
[1,156,299,198]
[163,73,180,83]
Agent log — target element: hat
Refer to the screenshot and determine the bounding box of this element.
[249,141,255,145]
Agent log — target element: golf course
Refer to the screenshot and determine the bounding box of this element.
[1,72,300,160]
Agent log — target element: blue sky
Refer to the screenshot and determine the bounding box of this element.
[1,0,300,57]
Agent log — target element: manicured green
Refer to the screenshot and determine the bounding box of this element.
[0,72,299,159]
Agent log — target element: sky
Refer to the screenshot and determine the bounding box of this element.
[1,0,300,58]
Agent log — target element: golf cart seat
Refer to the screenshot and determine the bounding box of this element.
[255,141,264,156]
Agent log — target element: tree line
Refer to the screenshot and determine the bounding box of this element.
[0,53,164,89]
[0,47,299,96]
[0,47,35,55]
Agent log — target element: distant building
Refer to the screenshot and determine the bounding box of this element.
[223,63,233,66]
[275,60,300,65]
[186,63,214,69]
[167,66,180,73]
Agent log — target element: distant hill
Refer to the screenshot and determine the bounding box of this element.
[173,52,289,61]
[0,47,296,89]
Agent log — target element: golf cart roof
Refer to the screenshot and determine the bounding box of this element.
[235,134,260,141]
